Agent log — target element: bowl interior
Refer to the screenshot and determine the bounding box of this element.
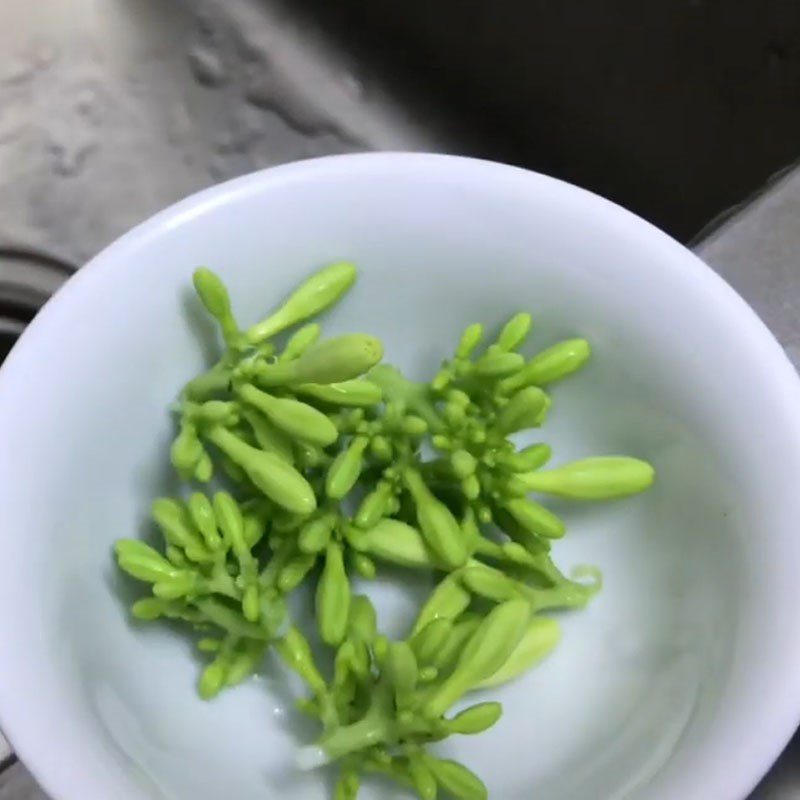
[1,155,800,800]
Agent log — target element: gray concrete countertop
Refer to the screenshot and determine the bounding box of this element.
[697,166,800,374]
[1,0,800,798]
[696,170,800,800]
[0,764,46,800]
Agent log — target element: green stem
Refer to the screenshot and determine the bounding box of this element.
[182,362,232,401]
[259,538,296,588]
[192,598,272,640]
[401,467,430,505]
[473,537,507,561]
[369,366,445,434]
[205,564,239,599]
[528,580,598,613]
[320,712,390,761]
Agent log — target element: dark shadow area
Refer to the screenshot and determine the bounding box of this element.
[298,0,800,241]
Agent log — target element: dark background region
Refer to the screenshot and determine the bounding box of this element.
[301,0,800,241]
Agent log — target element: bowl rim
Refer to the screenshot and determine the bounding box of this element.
[0,152,799,799]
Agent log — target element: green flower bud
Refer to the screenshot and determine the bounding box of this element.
[402,415,428,436]
[495,312,532,352]
[446,388,470,407]
[410,617,454,666]
[348,594,378,644]
[497,442,552,472]
[251,334,384,387]
[241,409,295,464]
[326,436,369,499]
[460,565,524,602]
[114,539,177,583]
[192,268,238,346]
[419,665,439,683]
[433,615,482,673]
[411,574,471,636]
[451,449,477,479]
[193,400,239,426]
[425,600,529,716]
[444,398,467,424]
[519,456,655,499]
[373,634,389,664]
[170,423,204,477]
[495,387,550,434]
[445,701,503,735]
[151,498,206,554]
[355,480,394,529]
[246,261,357,344]
[194,451,213,483]
[298,512,336,554]
[187,493,223,551]
[469,428,487,445]
[476,616,561,689]
[384,641,419,708]
[491,506,550,557]
[499,338,591,393]
[280,323,321,361]
[316,542,351,646]
[278,553,317,592]
[460,508,482,550]
[131,598,171,620]
[198,659,228,700]
[501,541,541,568]
[502,497,566,539]
[340,521,368,551]
[294,379,383,407]
[369,434,393,462]
[404,469,468,569]
[165,545,189,567]
[261,593,288,637]
[456,323,484,358]
[213,491,248,558]
[153,571,199,599]
[361,519,435,568]
[334,770,361,800]
[205,427,316,515]
[242,510,267,549]
[295,441,326,469]
[432,434,452,451]
[473,350,525,378]
[276,626,328,694]
[351,552,376,579]
[346,639,371,681]
[422,756,488,800]
[461,474,481,501]
[472,536,507,563]
[408,757,437,800]
[237,384,338,447]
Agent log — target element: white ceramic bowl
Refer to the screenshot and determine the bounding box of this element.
[1,154,799,800]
